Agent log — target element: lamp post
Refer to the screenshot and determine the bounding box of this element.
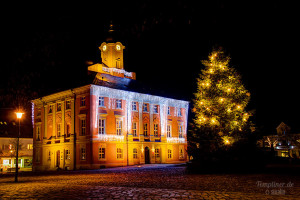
[15,111,23,182]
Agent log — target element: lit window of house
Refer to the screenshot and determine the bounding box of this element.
[65,150,70,160]
[80,97,86,107]
[99,147,105,159]
[155,149,160,158]
[178,124,183,138]
[66,100,71,110]
[143,103,148,112]
[168,149,172,159]
[57,123,61,137]
[179,147,184,159]
[116,99,122,109]
[132,122,137,136]
[99,97,105,107]
[154,124,159,137]
[80,119,86,136]
[27,144,33,150]
[143,123,148,136]
[116,119,122,135]
[117,148,123,159]
[167,124,171,138]
[99,119,105,134]
[132,101,137,111]
[153,105,159,114]
[57,103,61,112]
[133,148,138,159]
[80,148,86,160]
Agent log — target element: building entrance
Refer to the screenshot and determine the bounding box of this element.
[144,147,150,164]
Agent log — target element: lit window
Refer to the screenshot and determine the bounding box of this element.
[57,103,61,112]
[143,103,148,112]
[66,100,71,110]
[116,99,122,109]
[179,148,184,159]
[132,122,137,136]
[155,149,160,158]
[143,123,148,136]
[65,150,70,160]
[132,102,137,111]
[178,124,183,138]
[178,108,182,117]
[99,119,105,135]
[99,147,105,159]
[116,119,122,135]
[168,149,172,159]
[154,124,159,137]
[66,124,71,137]
[117,148,123,159]
[167,124,171,138]
[57,123,61,137]
[80,119,86,136]
[80,97,86,107]
[27,144,33,150]
[133,148,138,159]
[80,148,86,160]
[153,105,159,113]
[281,150,289,157]
[99,97,105,107]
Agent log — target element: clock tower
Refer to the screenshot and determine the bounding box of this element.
[99,41,125,69]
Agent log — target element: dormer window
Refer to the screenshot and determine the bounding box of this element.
[143,103,148,112]
[153,105,159,114]
[116,99,122,109]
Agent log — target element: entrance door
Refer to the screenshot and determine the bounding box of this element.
[56,150,60,167]
[144,147,150,164]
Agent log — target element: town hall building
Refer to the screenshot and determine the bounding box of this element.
[32,30,189,171]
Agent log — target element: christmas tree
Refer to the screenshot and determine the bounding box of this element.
[193,49,251,145]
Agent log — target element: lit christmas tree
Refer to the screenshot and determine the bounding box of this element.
[193,49,251,145]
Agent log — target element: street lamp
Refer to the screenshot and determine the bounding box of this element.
[15,111,23,182]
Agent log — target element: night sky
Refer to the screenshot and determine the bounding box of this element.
[0,1,298,133]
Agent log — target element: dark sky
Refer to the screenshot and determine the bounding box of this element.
[0,1,298,133]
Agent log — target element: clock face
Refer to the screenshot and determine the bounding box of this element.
[116,45,121,51]
[103,45,107,51]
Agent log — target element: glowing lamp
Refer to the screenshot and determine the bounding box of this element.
[16,112,24,119]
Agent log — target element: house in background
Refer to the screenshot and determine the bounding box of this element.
[0,109,33,172]
[32,28,189,171]
[259,122,300,158]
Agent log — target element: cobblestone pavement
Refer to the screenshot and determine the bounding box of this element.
[0,164,299,199]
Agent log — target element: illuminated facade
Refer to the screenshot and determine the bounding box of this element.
[32,38,189,171]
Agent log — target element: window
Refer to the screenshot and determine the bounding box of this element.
[178,125,183,138]
[116,119,122,135]
[117,148,123,159]
[168,149,172,159]
[35,148,40,163]
[143,123,148,136]
[36,126,40,140]
[178,108,182,116]
[57,103,61,112]
[80,97,86,107]
[132,122,137,136]
[155,149,160,158]
[57,123,61,137]
[99,119,105,134]
[80,148,86,160]
[99,147,105,159]
[167,124,171,138]
[66,124,71,137]
[281,150,289,157]
[133,148,138,159]
[27,144,33,150]
[143,103,148,112]
[66,100,71,110]
[80,119,86,136]
[49,105,53,114]
[116,99,122,109]
[167,106,170,115]
[154,124,159,137]
[153,105,159,113]
[179,148,184,159]
[132,101,137,111]
[99,97,105,107]
[48,150,51,160]
[65,150,70,160]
